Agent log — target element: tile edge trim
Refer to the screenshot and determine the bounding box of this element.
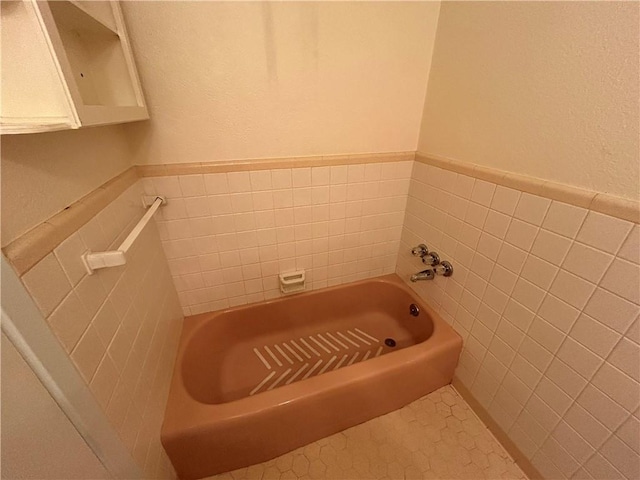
[2,166,139,277]
[416,152,640,224]
[451,377,543,480]
[136,151,416,176]
[6,148,637,277]
[1,152,413,277]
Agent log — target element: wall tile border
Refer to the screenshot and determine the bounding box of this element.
[2,153,413,277]
[417,152,640,224]
[3,167,139,276]
[4,150,636,285]
[136,152,416,177]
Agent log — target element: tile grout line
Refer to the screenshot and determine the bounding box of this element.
[400,163,640,478]
[501,205,591,475]
[557,225,640,477]
[475,198,554,425]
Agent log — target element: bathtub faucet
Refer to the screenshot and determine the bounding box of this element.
[410,269,435,282]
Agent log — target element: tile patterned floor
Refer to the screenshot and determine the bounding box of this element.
[205,385,528,480]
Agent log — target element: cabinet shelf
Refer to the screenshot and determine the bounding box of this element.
[0,0,148,135]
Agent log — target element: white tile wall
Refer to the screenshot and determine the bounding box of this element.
[397,161,640,480]
[145,161,413,316]
[20,181,183,479]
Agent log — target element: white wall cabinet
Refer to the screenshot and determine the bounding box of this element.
[1,0,148,134]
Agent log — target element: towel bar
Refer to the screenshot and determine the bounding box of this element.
[81,196,166,274]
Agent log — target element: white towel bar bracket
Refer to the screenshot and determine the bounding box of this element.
[81,196,167,275]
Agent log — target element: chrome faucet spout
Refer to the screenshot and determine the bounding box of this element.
[410,269,435,282]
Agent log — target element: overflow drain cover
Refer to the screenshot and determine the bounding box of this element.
[385,338,397,347]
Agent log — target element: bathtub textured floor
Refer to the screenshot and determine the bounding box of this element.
[204,385,528,480]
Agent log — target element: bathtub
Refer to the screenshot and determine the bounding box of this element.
[161,274,462,479]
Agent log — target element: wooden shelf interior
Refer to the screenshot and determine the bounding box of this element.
[48,0,139,107]
[68,0,118,33]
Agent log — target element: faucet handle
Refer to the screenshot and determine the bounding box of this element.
[434,261,454,277]
[422,251,440,267]
[411,244,429,257]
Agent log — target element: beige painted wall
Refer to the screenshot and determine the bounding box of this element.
[1,125,133,245]
[418,1,639,201]
[122,1,441,164]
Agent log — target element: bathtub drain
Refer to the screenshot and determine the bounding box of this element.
[384,338,396,347]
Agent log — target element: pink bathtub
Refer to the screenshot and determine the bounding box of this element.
[162,274,462,479]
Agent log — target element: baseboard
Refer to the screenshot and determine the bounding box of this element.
[451,376,543,480]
